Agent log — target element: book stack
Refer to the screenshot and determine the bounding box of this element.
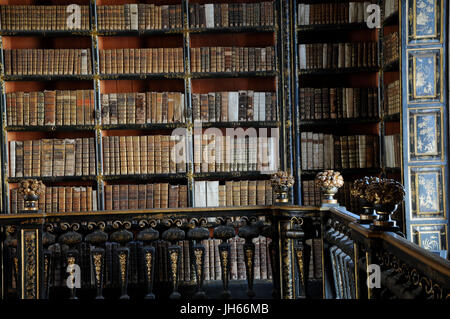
[383,0,399,20]
[97,4,183,30]
[382,32,399,66]
[190,46,275,73]
[301,180,322,206]
[189,2,274,28]
[0,5,90,31]
[385,80,400,115]
[384,134,401,168]
[300,133,380,170]
[194,180,273,207]
[99,48,184,74]
[101,92,185,125]
[192,91,277,122]
[298,42,378,70]
[299,87,378,120]
[6,90,95,127]
[9,138,96,178]
[4,49,92,75]
[193,134,278,173]
[102,135,186,176]
[202,236,273,281]
[336,182,359,213]
[10,186,97,214]
[298,2,373,25]
[103,183,188,210]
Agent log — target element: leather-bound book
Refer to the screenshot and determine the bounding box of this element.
[265,180,272,205]
[139,135,148,175]
[147,135,155,174]
[89,138,96,176]
[22,140,32,177]
[52,139,65,177]
[72,187,81,212]
[146,183,154,208]
[113,185,120,210]
[126,92,136,124]
[119,184,129,210]
[179,185,188,208]
[135,92,146,124]
[128,184,138,209]
[64,139,76,176]
[132,136,140,175]
[161,135,170,174]
[103,136,110,176]
[153,183,161,208]
[126,136,134,175]
[168,184,179,208]
[80,187,87,212]
[104,185,113,210]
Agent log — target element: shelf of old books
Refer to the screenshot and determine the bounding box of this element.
[0,0,283,214]
[292,0,383,211]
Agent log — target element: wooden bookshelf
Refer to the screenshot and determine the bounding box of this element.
[0,0,283,214]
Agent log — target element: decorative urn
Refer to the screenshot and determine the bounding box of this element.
[350,176,380,223]
[18,179,44,211]
[270,171,294,204]
[365,178,405,230]
[315,170,344,205]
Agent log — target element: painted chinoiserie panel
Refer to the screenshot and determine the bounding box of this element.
[407,0,443,45]
[402,0,449,252]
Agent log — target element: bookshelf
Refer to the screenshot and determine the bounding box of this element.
[0,0,283,214]
[292,0,384,212]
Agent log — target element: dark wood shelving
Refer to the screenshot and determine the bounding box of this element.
[383,113,400,122]
[189,26,276,34]
[193,171,269,180]
[191,71,278,79]
[299,118,381,127]
[97,29,184,36]
[102,173,188,181]
[6,125,96,132]
[3,74,94,81]
[8,176,97,183]
[296,22,368,32]
[301,168,382,177]
[298,67,379,76]
[383,12,399,27]
[98,73,185,80]
[0,30,92,36]
[101,123,186,130]
[383,59,399,72]
[199,121,279,128]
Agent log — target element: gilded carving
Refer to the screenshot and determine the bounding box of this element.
[145,252,152,279]
[295,249,304,286]
[194,249,203,278]
[118,252,127,284]
[93,254,102,285]
[22,230,38,299]
[170,251,179,282]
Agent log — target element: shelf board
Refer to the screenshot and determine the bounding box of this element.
[383,12,399,27]
[299,118,381,127]
[193,171,269,180]
[98,73,185,80]
[8,176,97,183]
[298,67,379,75]
[297,22,369,32]
[101,123,186,130]
[199,121,279,128]
[97,29,183,36]
[191,71,277,79]
[301,168,381,177]
[6,125,95,132]
[383,113,400,122]
[3,74,94,81]
[383,59,399,72]
[102,173,187,181]
[0,30,91,36]
[189,26,276,33]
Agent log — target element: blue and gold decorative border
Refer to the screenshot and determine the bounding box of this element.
[409,166,446,220]
[411,224,447,250]
[407,48,443,104]
[407,0,443,45]
[408,107,443,162]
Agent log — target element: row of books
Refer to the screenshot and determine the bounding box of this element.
[336,183,360,214]
[193,134,278,173]
[192,91,277,123]
[6,90,95,127]
[299,87,379,120]
[4,49,92,76]
[190,47,276,73]
[9,138,96,178]
[384,134,401,168]
[10,186,97,214]
[99,48,184,74]
[188,2,274,29]
[385,80,400,116]
[104,183,188,211]
[97,4,182,31]
[382,32,399,66]
[383,0,399,20]
[0,5,90,31]
[301,180,321,207]
[298,42,378,70]
[102,135,186,176]
[194,180,273,207]
[297,2,374,26]
[101,92,185,125]
[300,133,380,170]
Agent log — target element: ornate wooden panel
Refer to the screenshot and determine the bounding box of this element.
[402,0,449,251]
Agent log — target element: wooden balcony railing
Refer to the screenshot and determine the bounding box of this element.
[0,203,448,299]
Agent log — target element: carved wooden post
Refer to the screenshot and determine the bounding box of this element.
[85,225,108,300]
[42,231,55,299]
[260,222,279,298]
[162,220,185,299]
[110,227,133,299]
[137,225,159,299]
[285,217,308,298]
[213,219,236,299]
[4,227,19,299]
[186,219,209,299]
[58,229,82,299]
[238,219,259,299]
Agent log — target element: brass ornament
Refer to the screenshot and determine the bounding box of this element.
[145,252,153,279]
[315,170,344,204]
[170,250,179,282]
[118,253,127,284]
[194,249,203,278]
[18,179,44,211]
[93,254,102,285]
[271,171,295,203]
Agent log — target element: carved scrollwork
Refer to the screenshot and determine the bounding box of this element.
[60,222,80,232]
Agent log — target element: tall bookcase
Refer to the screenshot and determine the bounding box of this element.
[291,0,384,213]
[0,0,286,214]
